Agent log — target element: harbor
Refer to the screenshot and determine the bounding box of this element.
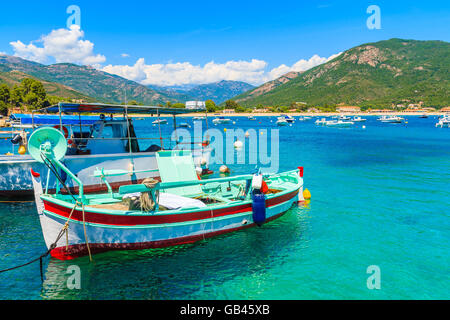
[0,113,448,299]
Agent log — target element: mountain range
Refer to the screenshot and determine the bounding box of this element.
[1,38,449,109]
[0,54,254,105]
[234,39,450,108]
[152,80,255,104]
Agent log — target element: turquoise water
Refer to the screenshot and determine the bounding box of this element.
[0,116,449,299]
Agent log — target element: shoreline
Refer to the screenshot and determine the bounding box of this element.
[129,111,446,118]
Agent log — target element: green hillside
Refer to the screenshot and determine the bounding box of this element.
[0,70,95,102]
[0,55,188,105]
[234,39,450,108]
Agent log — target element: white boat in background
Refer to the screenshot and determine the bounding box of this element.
[435,114,450,128]
[352,116,367,122]
[193,116,206,121]
[325,120,354,127]
[338,115,352,121]
[378,115,404,123]
[419,114,428,118]
[315,118,328,125]
[179,123,191,128]
[152,119,168,125]
[248,115,256,120]
[280,114,295,123]
[276,117,289,126]
[212,116,232,125]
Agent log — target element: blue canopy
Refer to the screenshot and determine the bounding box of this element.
[10,114,102,125]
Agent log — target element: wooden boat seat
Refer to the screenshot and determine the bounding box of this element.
[156,150,203,197]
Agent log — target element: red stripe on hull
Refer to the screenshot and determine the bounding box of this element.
[50,209,290,260]
[43,190,299,226]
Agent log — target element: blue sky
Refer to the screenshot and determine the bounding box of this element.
[0,0,449,86]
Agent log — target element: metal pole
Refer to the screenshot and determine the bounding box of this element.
[173,114,178,147]
[125,106,132,155]
[157,108,164,150]
[58,103,63,131]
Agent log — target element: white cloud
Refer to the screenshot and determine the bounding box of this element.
[10,25,105,65]
[102,53,341,86]
[8,25,342,86]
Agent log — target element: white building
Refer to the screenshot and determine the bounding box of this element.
[186,101,206,110]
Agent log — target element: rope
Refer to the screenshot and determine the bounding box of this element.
[0,198,91,278]
[0,218,68,278]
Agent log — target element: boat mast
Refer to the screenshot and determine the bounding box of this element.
[124,91,132,155]
[157,108,164,150]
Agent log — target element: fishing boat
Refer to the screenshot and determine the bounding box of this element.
[435,114,450,128]
[351,116,366,122]
[152,118,168,125]
[212,116,232,125]
[28,127,306,260]
[378,115,404,123]
[0,103,211,198]
[419,114,428,118]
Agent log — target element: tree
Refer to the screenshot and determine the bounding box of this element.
[30,81,46,101]
[20,78,35,96]
[0,84,10,104]
[171,103,185,109]
[205,100,216,112]
[224,99,240,110]
[0,100,8,116]
[10,85,23,107]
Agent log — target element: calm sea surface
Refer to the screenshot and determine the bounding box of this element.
[0,116,449,299]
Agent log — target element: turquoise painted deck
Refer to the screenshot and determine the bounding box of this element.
[0,115,449,299]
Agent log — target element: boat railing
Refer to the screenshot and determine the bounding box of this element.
[118,168,301,195]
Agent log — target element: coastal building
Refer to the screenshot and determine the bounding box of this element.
[440,107,450,112]
[252,108,270,113]
[186,101,206,110]
[369,109,391,113]
[337,106,361,113]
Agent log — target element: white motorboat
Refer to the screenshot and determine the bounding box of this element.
[179,122,191,128]
[280,114,295,123]
[352,116,367,122]
[435,114,450,128]
[248,115,256,120]
[338,115,352,121]
[378,115,404,123]
[212,116,232,125]
[152,119,168,125]
[276,117,289,126]
[325,120,354,127]
[315,118,328,125]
